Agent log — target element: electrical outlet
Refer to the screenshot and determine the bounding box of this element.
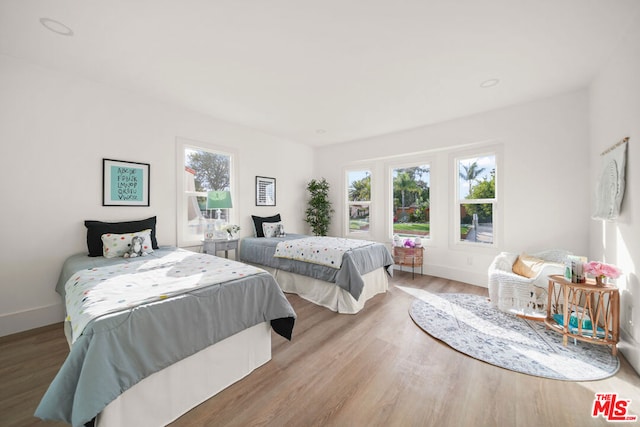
[467,256,473,266]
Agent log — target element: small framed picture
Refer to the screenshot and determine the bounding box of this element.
[256,176,276,206]
[103,159,150,206]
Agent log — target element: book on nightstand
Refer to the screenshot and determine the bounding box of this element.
[552,313,606,338]
[567,255,588,283]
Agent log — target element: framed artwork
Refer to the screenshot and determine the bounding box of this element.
[592,137,628,221]
[103,159,150,206]
[256,176,276,206]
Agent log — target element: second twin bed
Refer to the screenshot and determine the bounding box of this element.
[240,233,394,314]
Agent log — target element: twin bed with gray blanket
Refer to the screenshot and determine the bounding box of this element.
[240,234,394,314]
[35,247,296,427]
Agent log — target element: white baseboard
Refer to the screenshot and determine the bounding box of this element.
[393,264,488,288]
[0,303,64,337]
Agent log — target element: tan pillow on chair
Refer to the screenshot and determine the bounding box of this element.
[512,254,546,278]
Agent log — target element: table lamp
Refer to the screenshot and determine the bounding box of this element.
[206,191,233,239]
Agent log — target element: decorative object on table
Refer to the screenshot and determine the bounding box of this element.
[564,258,573,282]
[225,224,240,239]
[592,136,628,221]
[567,255,588,283]
[206,190,233,240]
[102,159,150,207]
[255,176,276,206]
[392,236,420,249]
[583,261,621,286]
[203,221,215,240]
[305,178,334,236]
[408,292,619,381]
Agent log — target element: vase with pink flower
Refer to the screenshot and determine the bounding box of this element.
[583,261,621,286]
[403,238,416,248]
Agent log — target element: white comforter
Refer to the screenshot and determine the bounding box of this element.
[65,249,264,344]
[274,236,375,269]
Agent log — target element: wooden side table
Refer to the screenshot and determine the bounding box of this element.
[202,239,239,259]
[393,246,424,279]
[545,274,619,355]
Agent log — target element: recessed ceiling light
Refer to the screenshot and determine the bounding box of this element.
[316,129,326,134]
[39,18,74,36]
[480,78,500,88]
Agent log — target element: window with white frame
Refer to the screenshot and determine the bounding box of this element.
[456,153,496,245]
[346,169,371,234]
[177,140,234,246]
[391,163,430,239]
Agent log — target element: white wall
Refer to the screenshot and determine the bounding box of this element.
[588,20,640,374]
[315,90,591,286]
[0,54,314,337]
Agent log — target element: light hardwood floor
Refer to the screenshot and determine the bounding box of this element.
[2,272,639,427]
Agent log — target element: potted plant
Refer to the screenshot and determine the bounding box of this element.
[305,178,334,236]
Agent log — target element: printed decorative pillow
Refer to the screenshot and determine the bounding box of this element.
[251,214,281,237]
[262,222,283,238]
[85,216,158,257]
[101,229,154,259]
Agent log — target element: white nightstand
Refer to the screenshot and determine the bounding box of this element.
[202,239,239,259]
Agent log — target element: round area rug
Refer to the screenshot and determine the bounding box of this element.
[409,293,619,381]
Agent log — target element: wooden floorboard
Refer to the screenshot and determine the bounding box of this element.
[1,271,639,426]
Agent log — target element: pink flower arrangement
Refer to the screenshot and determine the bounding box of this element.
[403,238,415,248]
[583,261,621,279]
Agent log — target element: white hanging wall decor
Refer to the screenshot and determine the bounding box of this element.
[592,137,628,221]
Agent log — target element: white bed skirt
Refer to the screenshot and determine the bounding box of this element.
[96,322,272,427]
[263,266,389,314]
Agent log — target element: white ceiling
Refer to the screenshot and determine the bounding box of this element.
[1,1,639,146]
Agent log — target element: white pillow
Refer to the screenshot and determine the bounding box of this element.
[101,229,154,258]
[262,222,284,238]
